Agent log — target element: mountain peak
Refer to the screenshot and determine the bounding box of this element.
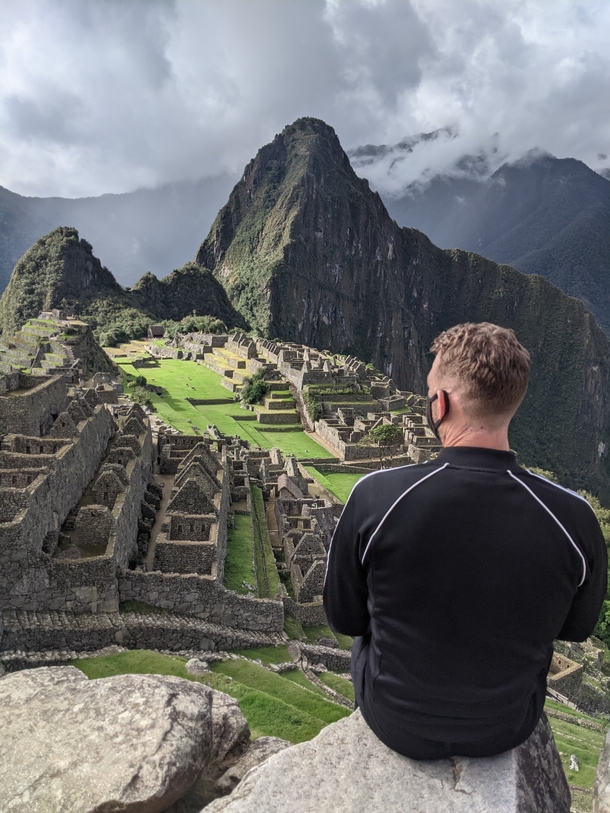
[0,226,120,336]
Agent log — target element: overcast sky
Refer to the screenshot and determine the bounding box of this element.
[1,0,610,198]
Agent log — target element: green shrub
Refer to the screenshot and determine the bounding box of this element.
[240,371,269,405]
[303,389,322,422]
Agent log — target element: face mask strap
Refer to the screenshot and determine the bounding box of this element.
[426,390,450,440]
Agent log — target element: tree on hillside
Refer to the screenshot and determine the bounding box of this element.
[239,371,269,406]
[367,424,404,468]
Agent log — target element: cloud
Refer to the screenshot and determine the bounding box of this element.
[0,0,609,197]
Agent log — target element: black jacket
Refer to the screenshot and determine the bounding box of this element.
[323,447,607,755]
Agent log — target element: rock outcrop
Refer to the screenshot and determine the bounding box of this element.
[594,729,610,811]
[0,666,249,813]
[196,117,610,498]
[205,709,570,813]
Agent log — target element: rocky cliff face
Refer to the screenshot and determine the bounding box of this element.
[196,118,610,497]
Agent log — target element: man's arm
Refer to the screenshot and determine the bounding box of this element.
[557,505,608,641]
[323,486,370,636]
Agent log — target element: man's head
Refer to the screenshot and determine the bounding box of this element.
[427,322,530,446]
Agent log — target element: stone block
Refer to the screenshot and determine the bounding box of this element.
[0,666,251,813]
[206,710,570,813]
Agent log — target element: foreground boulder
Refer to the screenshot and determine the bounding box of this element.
[0,666,248,813]
[594,729,610,811]
[206,710,570,813]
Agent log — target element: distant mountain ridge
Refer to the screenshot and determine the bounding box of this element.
[371,151,610,334]
[196,117,610,498]
[0,174,237,295]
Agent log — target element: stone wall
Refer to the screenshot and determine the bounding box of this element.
[147,345,185,360]
[47,556,118,614]
[0,374,68,437]
[548,652,583,701]
[0,609,285,659]
[282,596,327,626]
[299,643,352,672]
[0,404,115,612]
[153,540,217,575]
[118,571,284,632]
[166,514,215,541]
[0,402,154,615]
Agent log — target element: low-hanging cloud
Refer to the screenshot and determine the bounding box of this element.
[1,0,610,198]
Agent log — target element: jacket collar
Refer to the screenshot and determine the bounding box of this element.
[435,446,520,472]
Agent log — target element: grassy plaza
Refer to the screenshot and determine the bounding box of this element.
[115,356,332,458]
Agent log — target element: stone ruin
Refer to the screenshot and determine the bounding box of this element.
[0,311,114,381]
[238,444,338,627]
[254,338,441,464]
[0,369,155,616]
[153,440,228,579]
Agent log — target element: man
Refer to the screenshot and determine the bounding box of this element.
[323,322,607,759]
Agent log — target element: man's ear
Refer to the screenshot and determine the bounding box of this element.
[436,390,449,420]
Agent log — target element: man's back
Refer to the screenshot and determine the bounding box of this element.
[323,446,607,758]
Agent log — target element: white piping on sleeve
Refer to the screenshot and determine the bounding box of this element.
[360,463,450,565]
[526,470,592,508]
[323,462,419,586]
[508,470,587,587]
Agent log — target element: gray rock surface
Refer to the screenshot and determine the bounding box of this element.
[216,737,292,794]
[205,710,570,813]
[186,657,210,675]
[0,665,245,813]
[594,729,610,811]
[183,689,252,809]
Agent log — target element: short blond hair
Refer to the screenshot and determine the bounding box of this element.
[431,323,530,416]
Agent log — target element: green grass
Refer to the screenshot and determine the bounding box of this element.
[232,645,292,664]
[335,633,354,651]
[545,698,607,790]
[302,624,338,645]
[305,467,364,502]
[210,659,350,726]
[280,669,327,697]
[251,485,280,598]
[319,672,355,702]
[284,614,304,639]
[223,514,256,595]
[116,357,332,456]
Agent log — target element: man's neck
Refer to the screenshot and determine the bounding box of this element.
[441,426,510,451]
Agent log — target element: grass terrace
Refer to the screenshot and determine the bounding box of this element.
[251,484,280,598]
[223,514,256,595]
[305,466,365,503]
[115,355,332,458]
